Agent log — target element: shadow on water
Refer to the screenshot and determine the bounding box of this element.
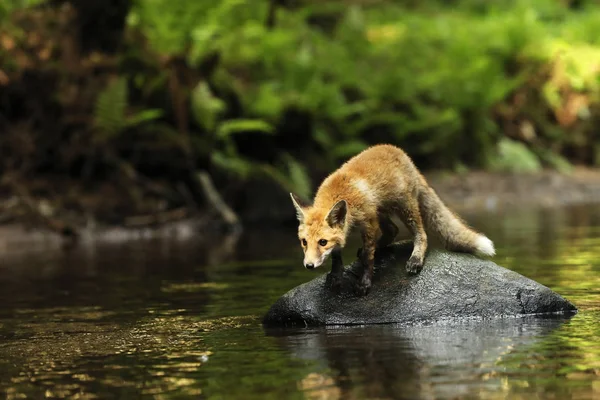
[0,203,599,399]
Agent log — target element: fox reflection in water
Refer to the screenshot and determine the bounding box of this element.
[264,316,571,400]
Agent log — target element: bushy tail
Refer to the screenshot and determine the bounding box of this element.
[418,185,495,257]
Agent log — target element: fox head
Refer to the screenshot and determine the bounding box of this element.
[290,193,348,270]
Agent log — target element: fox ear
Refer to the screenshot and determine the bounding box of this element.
[326,200,347,228]
[290,193,306,223]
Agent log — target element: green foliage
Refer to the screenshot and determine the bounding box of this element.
[122,0,600,186]
[190,81,274,138]
[0,0,42,23]
[535,147,573,174]
[128,0,268,57]
[488,138,542,173]
[260,155,312,202]
[189,78,307,196]
[191,82,226,132]
[6,0,600,213]
[216,119,274,139]
[93,77,163,142]
[150,0,540,167]
[94,77,129,140]
[211,148,312,200]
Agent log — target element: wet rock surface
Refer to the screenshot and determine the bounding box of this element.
[263,242,578,326]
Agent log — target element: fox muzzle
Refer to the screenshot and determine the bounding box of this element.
[304,247,333,270]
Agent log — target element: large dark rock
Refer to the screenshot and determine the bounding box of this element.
[262,241,577,326]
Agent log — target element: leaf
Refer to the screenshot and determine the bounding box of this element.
[216,119,274,139]
[331,140,368,159]
[93,77,128,141]
[125,109,164,128]
[245,82,284,120]
[259,154,312,201]
[535,147,573,173]
[191,81,226,132]
[283,154,312,201]
[313,124,334,148]
[211,150,255,179]
[488,138,542,173]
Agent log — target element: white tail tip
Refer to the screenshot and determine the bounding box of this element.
[475,235,496,257]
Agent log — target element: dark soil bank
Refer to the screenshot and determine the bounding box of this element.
[240,167,600,223]
[2,167,600,247]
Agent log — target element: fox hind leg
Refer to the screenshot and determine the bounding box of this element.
[356,214,398,259]
[397,197,428,275]
[378,214,399,248]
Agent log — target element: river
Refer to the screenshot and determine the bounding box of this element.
[0,203,599,399]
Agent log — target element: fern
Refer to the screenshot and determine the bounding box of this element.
[93,77,128,141]
[125,109,164,128]
[129,0,268,57]
[191,81,226,132]
[211,150,255,179]
[488,138,542,173]
[330,140,368,160]
[0,0,43,21]
[283,154,312,201]
[259,154,312,201]
[93,76,163,142]
[216,119,274,139]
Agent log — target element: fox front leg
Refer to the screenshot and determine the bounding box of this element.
[326,248,344,293]
[355,217,382,296]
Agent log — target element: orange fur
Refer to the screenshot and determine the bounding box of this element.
[291,144,495,296]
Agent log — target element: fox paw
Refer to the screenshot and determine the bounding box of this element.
[406,255,423,275]
[326,273,343,293]
[354,275,372,296]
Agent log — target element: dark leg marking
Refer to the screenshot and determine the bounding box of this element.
[326,248,344,293]
[355,216,381,296]
[378,214,399,248]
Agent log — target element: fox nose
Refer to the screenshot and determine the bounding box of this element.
[305,263,315,270]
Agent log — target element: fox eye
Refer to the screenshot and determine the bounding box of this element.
[318,239,328,246]
[302,239,307,246]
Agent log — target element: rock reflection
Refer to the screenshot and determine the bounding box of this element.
[298,372,342,400]
[265,316,572,399]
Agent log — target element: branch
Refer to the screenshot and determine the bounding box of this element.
[195,170,241,231]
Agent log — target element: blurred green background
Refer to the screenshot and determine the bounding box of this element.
[1,0,600,225]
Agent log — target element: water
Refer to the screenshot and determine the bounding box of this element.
[0,204,599,399]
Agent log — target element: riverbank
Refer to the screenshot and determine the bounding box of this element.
[426,166,600,213]
[2,167,600,251]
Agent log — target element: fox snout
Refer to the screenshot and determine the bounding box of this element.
[303,258,323,269]
[303,247,333,270]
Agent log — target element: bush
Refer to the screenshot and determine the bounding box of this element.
[2,0,600,221]
[127,0,600,174]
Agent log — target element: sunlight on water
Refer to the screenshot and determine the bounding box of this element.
[0,204,599,399]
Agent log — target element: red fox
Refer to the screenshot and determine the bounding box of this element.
[290,144,495,296]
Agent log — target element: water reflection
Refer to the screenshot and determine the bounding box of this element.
[266,316,574,399]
